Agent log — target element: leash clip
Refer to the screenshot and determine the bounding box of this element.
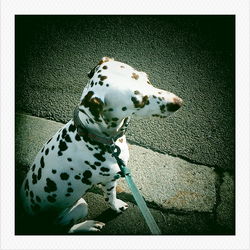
[110,141,161,235]
[111,143,131,178]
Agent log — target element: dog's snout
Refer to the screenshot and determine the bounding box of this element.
[167,97,183,112]
[174,97,183,107]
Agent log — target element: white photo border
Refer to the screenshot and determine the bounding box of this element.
[1,0,249,249]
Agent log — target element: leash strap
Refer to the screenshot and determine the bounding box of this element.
[73,106,161,234]
[112,144,162,235]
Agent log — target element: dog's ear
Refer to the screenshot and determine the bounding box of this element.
[81,91,104,122]
[98,57,114,65]
[88,57,114,78]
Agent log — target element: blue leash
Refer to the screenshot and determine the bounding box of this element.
[112,144,162,235]
[73,107,161,234]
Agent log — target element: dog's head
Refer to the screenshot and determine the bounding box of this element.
[79,57,183,134]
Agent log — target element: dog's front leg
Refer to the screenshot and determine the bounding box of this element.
[103,180,128,213]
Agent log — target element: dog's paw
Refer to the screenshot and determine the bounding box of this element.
[110,199,129,213]
[68,220,105,233]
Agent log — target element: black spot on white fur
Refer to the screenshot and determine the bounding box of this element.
[44,178,57,193]
[32,173,37,184]
[37,168,42,180]
[40,156,45,168]
[32,164,36,172]
[59,140,68,151]
[65,134,72,142]
[47,195,56,203]
[60,173,69,180]
[69,124,76,132]
[94,153,106,162]
[81,170,92,185]
[100,167,109,172]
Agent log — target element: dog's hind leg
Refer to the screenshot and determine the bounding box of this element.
[56,197,105,233]
[56,198,88,226]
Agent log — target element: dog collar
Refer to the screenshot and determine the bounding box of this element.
[73,107,126,145]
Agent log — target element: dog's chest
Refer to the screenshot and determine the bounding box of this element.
[41,120,128,184]
[20,119,130,214]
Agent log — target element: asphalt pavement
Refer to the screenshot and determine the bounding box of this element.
[15,15,235,170]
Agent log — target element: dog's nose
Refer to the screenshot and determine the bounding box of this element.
[167,97,183,112]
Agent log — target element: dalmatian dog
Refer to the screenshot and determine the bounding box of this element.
[20,57,183,233]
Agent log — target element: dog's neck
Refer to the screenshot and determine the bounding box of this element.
[74,106,130,144]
